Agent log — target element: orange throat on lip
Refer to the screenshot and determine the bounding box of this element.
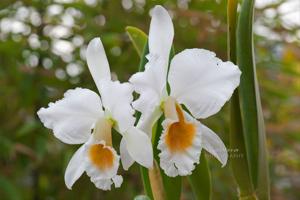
[165,103,196,152]
[89,144,114,170]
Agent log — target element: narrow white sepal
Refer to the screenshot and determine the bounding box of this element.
[99,80,135,133]
[86,37,111,91]
[149,5,174,64]
[124,127,153,168]
[200,124,228,167]
[64,145,86,189]
[137,106,162,137]
[120,137,134,170]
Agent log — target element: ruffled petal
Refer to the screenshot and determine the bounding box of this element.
[99,80,135,133]
[149,5,174,65]
[91,177,113,190]
[37,88,103,144]
[86,37,111,91]
[199,124,228,166]
[85,140,122,190]
[158,117,201,177]
[112,175,123,188]
[120,137,134,170]
[123,127,153,168]
[85,140,120,180]
[169,49,241,119]
[91,175,123,190]
[64,145,86,189]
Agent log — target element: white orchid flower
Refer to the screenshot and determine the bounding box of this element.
[37,37,153,190]
[129,6,241,177]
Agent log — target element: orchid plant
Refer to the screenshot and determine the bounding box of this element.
[37,2,269,199]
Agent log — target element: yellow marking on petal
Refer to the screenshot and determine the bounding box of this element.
[89,144,114,170]
[165,103,196,152]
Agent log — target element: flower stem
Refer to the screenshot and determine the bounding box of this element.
[239,193,258,200]
[148,160,166,200]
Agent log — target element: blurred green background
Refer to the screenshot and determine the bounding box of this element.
[0,0,299,199]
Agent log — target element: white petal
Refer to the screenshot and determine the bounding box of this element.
[137,106,162,137]
[149,5,174,64]
[169,49,241,119]
[158,118,201,177]
[99,80,135,133]
[86,37,111,91]
[199,124,228,166]
[91,175,123,190]
[84,140,123,190]
[120,137,134,170]
[124,127,153,168]
[92,178,113,190]
[129,61,167,122]
[129,5,173,122]
[64,145,86,189]
[112,175,123,188]
[37,88,103,144]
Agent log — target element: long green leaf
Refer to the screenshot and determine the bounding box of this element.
[188,154,211,200]
[237,0,270,199]
[227,0,256,198]
[126,26,148,56]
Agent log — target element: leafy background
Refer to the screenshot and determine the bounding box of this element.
[0,0,299,199]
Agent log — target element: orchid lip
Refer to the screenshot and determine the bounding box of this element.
[162,97,197,152]
[89,143,114,170]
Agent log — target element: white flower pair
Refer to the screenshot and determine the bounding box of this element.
[37,5,241,190]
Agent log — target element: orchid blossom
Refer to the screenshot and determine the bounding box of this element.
[129,6,241,177]
[37,38,153,190]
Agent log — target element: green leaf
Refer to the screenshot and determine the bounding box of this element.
[0,176,21,200]
[227,0,255,198]
[134,195,151,200]
[188,153,211,200]
[237,0,270,199]
[126,26,148,56]
[229,91,256,198]
[161,175,181,200]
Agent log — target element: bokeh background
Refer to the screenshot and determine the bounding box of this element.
[0,0,299,199]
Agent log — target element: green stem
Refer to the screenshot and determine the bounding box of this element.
[140,166,154,199]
